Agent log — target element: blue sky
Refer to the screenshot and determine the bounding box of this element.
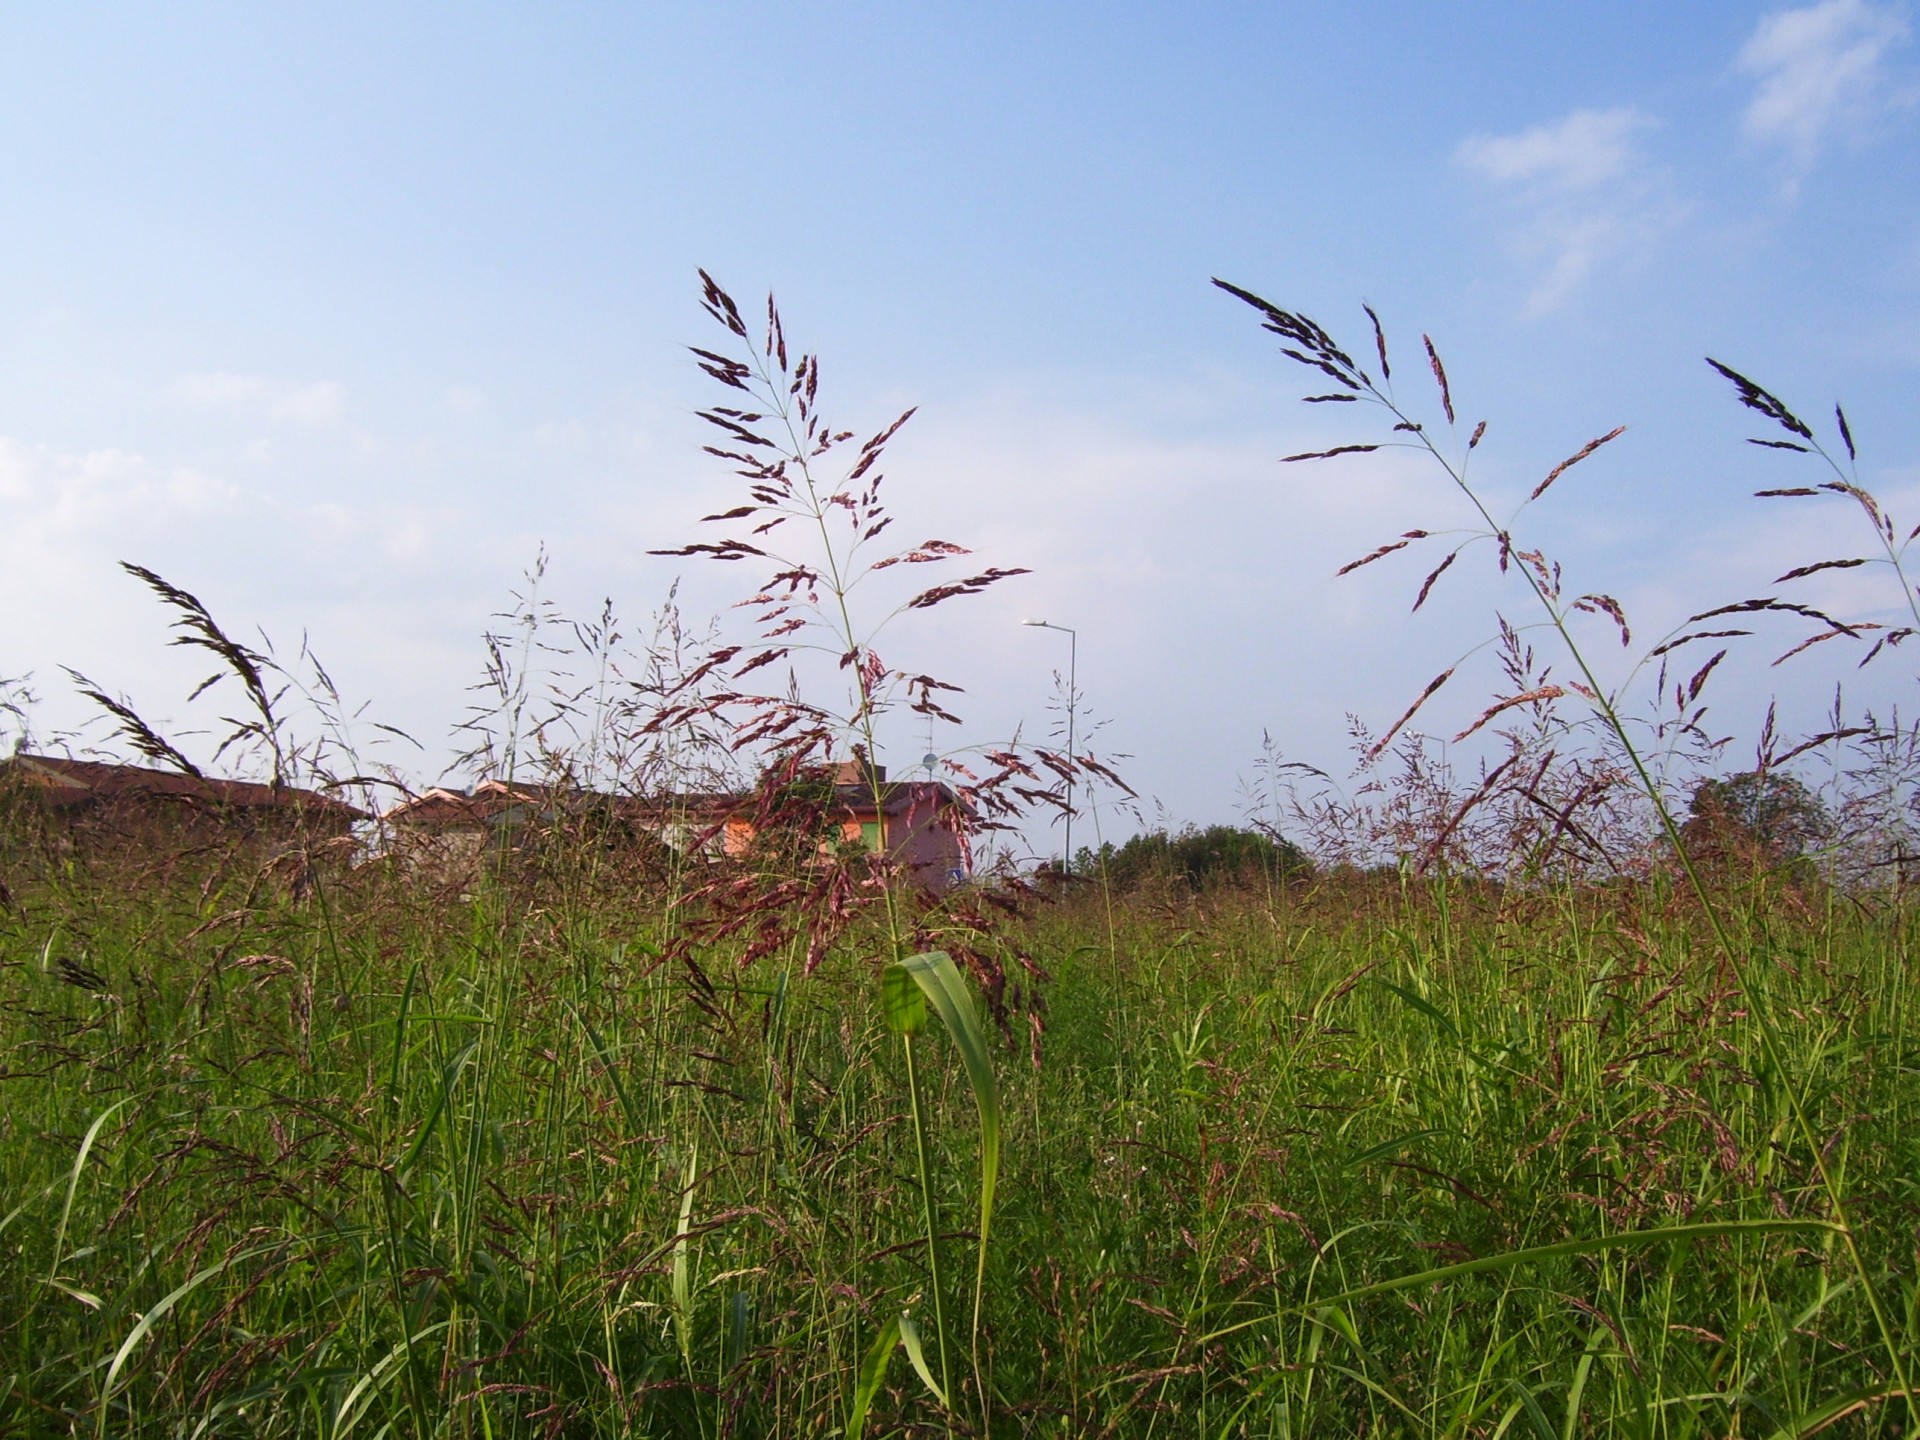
[3,3,1917,847]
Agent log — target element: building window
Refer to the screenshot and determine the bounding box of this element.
[861,820,884,852]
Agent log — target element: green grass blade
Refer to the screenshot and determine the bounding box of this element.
[672,1134,700,1368]
[1508,1378,1557,1440]
[1372,978,1458,1038]
[1561,1325,1606,1440]
[897,950,1001,1361]
[1762,1379,1910,1438]
[847,1314,901,1440]
[385,962,419,1105]
[0,1178,58,1242]
[1345,1127,1447,1168]
[96,1242,281,1440]
[1196,1218,1842,1346]
[899,1310,950,1410]
[330,1321,454,1440]
[1322,1217,1838,1307]
[724,1289,749,1375]
[50,1098,133,1287]
[574,1008,642,1135]
[395,1037,479,1181]
[881,960,929,1035]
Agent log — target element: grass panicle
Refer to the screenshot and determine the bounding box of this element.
[0,275,1913,1437]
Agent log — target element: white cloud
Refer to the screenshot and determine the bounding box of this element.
[1520,214,1633,318]
[834,380,1525,822]
[1456,106,1651,190]
[271,380,349,424]
[0,425,648,778]
[175,371,349,425]
[0,436,253,749]
[175,371,271,406]
[0,443,31,501]
[1737,0,1912,180]
[1455,107,1683,317]
[0,435,236,531]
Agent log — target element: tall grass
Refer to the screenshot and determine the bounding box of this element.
[1212,277,1919,1431]
[2,274,1916,1436]
[2,858,1915,1435]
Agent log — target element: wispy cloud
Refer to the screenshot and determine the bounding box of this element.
[0,428,498,765]
[1455,107,1684,317]
[176,371,350,425]
[0,420,694,775]
[1455,106,1649,190]
[1737,0,1913,184]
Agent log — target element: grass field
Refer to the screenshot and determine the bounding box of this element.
[5,278,1916,1436]
[3,853,1915,1438]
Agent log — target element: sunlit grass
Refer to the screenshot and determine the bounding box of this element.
[1,862,1914,1436]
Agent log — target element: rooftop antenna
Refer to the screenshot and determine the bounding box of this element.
[921,710,937,780]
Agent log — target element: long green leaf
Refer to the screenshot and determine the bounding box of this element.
[97,1242,282,1440]
[1762,1378,1909,1439]
[894,949,1002,1364]
[846,1314,901,1440]
[330,1321,454,1440]
[898,1310,950,1410]
[1562,1325,1608,1440]
[1373,978,1458,1038]
[386,962,419,1105]
[1345,1127,1447,1168]
[574,1008,643,1136]
[1196,1218,1841,1347]
[1509,1378,1558,1440]
[880,961,929,1035]
[672,1136,700,1368]
[51,1098,133,1287]
[395,1037,479,1180]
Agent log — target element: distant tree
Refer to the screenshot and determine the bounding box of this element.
[1082,823,1310,892]
[1683,770,1831,868]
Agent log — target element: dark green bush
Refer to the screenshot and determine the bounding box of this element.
[1080,823,1311,891]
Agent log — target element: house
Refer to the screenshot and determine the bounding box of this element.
[380,778,552,832]
[375,777,608,882]
[645,762,971,894]
[0,751,363,860]
[820,761,970,893]
[379,762,971,893]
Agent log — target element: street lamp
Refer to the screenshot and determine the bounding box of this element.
[1020,618,1077,872]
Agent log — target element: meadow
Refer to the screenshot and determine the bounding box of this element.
[1,849,1915,1438]
[3,276,1918,1436]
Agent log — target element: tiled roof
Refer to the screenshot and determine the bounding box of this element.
[381,778,586,826]
[381,776,963,827]
[0,753,365,818]
[630,780,960,819]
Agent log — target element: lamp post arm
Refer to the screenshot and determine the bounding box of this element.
[1065,628,1076,872]
[1020,618,1080,874]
